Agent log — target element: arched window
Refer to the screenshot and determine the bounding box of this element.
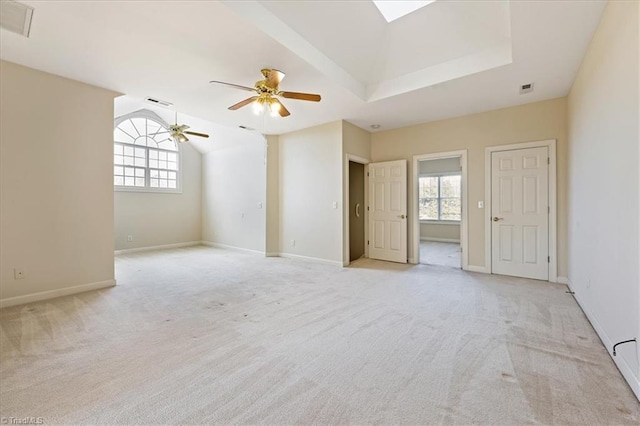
[113,110,180,190]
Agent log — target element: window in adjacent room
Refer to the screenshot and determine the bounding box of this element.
[113,110,180,191]
[419,174,461,221]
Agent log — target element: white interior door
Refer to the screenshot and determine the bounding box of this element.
[368,160,407,263]
[491,147,549,280]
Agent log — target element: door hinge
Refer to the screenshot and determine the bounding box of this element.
[548,206,550,214]
[367,172,370,177]
[547,256,550,263]
[367,206,370,211]
[367,240,370,245]
[547,157,550,165]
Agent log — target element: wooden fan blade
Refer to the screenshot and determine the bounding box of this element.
[229,96,258,110]
[279,91,321,102]
[266,69,285,88]
[184,131,209,138]
[275,99,290,117]
[210,81,257,92]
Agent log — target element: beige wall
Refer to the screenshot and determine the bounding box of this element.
[114,143,202,250]
[420,223,460,242]
[265,135,280,255]
[371,97,567,273]
[279,121,343,263]
[342,121,371,264]
[343,121,371,160]
[567,1,639,397]
[202,137,266,253]
[0,61,119,304]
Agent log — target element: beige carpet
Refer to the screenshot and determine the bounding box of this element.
[420,241,461,268]
[1,246,638,425]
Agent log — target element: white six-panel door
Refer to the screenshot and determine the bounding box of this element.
[368,160,407,263]
[491,147,549,280]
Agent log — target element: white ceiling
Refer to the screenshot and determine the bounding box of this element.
[0,0,606,142]
[255,0,512,99]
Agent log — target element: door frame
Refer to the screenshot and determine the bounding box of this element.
[343,154,370,266]
[412,150,468,270]
[484,139,557,282]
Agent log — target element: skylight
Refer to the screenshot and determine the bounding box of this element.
[373,1,435,23]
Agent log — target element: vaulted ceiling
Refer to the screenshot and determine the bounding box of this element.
[0,0,606,137]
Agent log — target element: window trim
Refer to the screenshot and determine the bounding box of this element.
[113,109,183,194]
[418,171,461,223]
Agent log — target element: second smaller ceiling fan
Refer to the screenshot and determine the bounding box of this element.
[168,112,209,143]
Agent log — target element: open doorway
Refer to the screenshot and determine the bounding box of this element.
[412,151,468,269]
[348,161,366,262]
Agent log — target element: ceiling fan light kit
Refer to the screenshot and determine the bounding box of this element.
[252,94,282,117]
[210,68,321,118]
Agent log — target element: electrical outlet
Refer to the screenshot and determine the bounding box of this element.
[332,201,338,209]
[478,201,484,209]
[257,202,263,209]
[290,239,296,247]
[14,268,25,280]
[127,235,133,242]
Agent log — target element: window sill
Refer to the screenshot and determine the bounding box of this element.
[419,220,460,225]
[115,186,182,194]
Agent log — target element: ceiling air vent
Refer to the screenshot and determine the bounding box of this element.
[145,97,173,108]
[520,83,534,95]
[0,0,34,37]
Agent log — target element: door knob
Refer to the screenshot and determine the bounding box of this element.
[493,216,504,222]
[399,214,406,219]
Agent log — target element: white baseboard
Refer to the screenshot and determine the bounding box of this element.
[115,241,201,255]
[420,237,461,243]
[465,265,490,274]
[556,276,569,284]
[265,252,279,257]
[278,252,343,267]
[408,257,417,264]
[201,241,265,256]
[0,279,116,309]
[567,280,640,401]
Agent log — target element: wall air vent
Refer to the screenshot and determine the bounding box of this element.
[0,0,34,37]
[520,83,534,94]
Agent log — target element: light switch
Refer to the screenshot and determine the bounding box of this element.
[332,202,338,209]
[257,202,262,209]
[478,201,484,209]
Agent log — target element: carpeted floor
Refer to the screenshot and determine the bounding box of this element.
[1,246,638,425]
[420,241,461,268]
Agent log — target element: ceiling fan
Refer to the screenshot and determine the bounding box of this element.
[168,112,209,143]
[210,68,321,117]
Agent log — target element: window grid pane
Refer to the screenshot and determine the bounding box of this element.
[114,165,146,187]
[114,116,179,190]
[419,174,461,221]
